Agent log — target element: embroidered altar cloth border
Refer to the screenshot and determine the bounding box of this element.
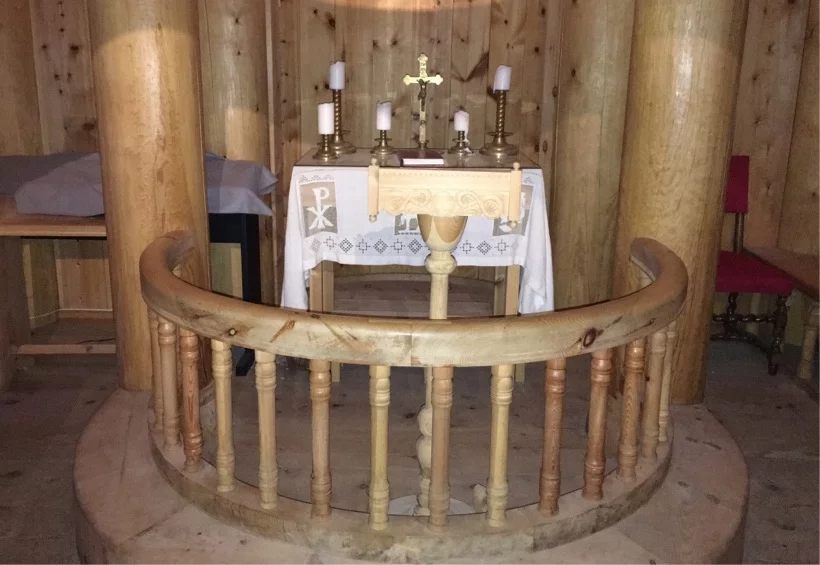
[281,165,554,314]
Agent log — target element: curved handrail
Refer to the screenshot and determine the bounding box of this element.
[140,231,688,367]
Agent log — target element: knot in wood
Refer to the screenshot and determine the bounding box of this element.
[582,328,599,347]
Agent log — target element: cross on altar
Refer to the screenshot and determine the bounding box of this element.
[403,54,443,149]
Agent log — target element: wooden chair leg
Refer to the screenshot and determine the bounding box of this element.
[768,294,789,375]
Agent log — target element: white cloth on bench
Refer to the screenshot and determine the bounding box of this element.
[0,152,276,217]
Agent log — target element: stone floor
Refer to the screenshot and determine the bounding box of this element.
[0,342,817,563]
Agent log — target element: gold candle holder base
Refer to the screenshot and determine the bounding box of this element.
[480,89,519,158]
[448,130,471,156]
[331,89,356,155]
[371,130,396,158]
[313,134,338,161]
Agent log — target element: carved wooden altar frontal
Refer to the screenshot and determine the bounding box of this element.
[367,162,523,221]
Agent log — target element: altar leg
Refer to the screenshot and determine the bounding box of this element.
[415,215,467,520]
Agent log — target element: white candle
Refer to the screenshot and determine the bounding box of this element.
[454,110,469,133]
[376,101,392,131]
[493,65,512,91]
[328,61,345,90]
[318,102,335,135]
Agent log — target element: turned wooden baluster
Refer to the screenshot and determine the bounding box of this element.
[310,359,332,518]
[212,339,235,492]
[148,309,163,432]
[416,214,465,523]
[583,348,612,500]
[256,350,277,509]
[157,316,179,447]
[539,358,566,515]
[369,365,390,530]
[659,321,677,442]
[179,328,203,471]
[642,330,667,461]
[487,364,513,526]
[617,338,645,482]
[429,366,454,528]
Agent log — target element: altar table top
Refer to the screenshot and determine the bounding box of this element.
[281,150,554,314]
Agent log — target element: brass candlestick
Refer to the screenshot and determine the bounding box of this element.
[448,130,471,156]
[313,134,337,161]
[480,89,518,158]
[331,89,356,155]
[371,130,396,158]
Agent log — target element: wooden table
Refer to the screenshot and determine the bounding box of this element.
[746,246,819,380]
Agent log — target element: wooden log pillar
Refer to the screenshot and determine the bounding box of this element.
[199,0,276,304]
[88,0,211,391]
[550,0,634,308]
[611,0,748,404]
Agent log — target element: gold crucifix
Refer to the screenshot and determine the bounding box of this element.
[403,54,443,149]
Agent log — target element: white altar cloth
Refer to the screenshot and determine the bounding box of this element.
[281,163,554,314]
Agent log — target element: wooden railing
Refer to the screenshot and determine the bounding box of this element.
[140,230,687,535]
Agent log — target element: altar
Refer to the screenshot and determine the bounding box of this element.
[280,150,554,317]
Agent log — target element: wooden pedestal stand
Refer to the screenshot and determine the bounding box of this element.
[368,159,522,528]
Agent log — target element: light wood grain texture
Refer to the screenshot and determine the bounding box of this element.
[368,364,390,531]
[179,328,203,471]
[88,0,211,390]
[21,240,59,329]
[0,238,29,390]
[29,0,97,153]
[539,357,565,516]
[0,198,106,237]
[309,358,332,518]
[429,365,453,528]
[256,349,277,509]
[212,339,235,492]
[551,0,633,308]
[487,363,513,526]
[537,0,564,198]
[199,0,275,305]
[745,246,819,301]
[449,0,492,150]
[733,0,811,249]
[158,317,179,447]
[143,232,687,368]
[779,0,819,255]
[612,0,747,404]
[658,321,677,442]
[0,0,41,155]
[29,0,106,315]
[641,329,666,462]
[798,304,819,381]
[485,0,527,150]
[54,239,112,312]
[299,0,336,153]
[418,213,465,519]
[617,338,645,482]
[583,348,611,500]
[14,342,115,355]
[0,0,55,337]
[148,309,163,432]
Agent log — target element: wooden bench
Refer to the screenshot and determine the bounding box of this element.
[0,195,263,390]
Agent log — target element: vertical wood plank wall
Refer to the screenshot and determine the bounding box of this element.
[0,0,816,336]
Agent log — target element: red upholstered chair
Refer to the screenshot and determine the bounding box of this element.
[712,155,795,375]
